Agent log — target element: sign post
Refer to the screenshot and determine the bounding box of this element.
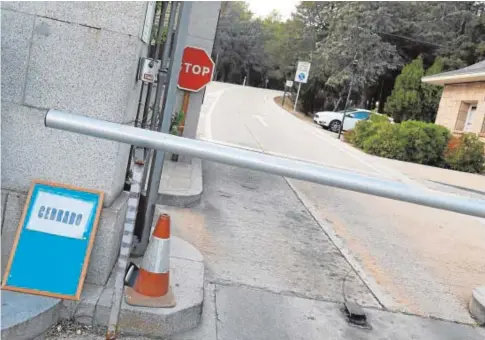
[177,45,215,133]
[282,80,293,107]
[293,61,311,112]
[174,46,214,159]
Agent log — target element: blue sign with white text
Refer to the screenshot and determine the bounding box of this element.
[2,181,103,299]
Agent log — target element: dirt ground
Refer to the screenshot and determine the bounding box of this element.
[274,96,314,124]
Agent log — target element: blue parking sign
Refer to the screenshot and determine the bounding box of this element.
[294,61,311,83]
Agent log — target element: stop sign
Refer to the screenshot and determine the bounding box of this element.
[178,46,214,92]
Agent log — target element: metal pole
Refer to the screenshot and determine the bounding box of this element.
[293,82,301,112]
[149,1,178,131]
[45,110,485,219]
[140,2,172,187]
[141,2,179,189]
[338,74,354,140]
[282,86,287,106]
[134,1,192,256]
[153,2,169,60]
[339,58,358,139]
[141,6,167,129]
[124,83,146,182]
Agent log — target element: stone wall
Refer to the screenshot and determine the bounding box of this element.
[176,1,221,141]
[1,1,222,285]
[435,82,485,141]
[1,1,153,285]
[1,1,151,206]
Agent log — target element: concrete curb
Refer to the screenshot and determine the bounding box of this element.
[158,158,203,208]
[2,236,205,339]
[62,236,204,338]
[469,286,485,325]
[1,291,61,340]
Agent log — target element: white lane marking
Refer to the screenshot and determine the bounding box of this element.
[198,137,263,153]
[197,137,384,179]
[204,90,225,141]
[252,114,268,127]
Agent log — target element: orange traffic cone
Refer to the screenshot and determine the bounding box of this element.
[125,214,175,307]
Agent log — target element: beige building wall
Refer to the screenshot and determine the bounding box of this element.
[435,82,485,141]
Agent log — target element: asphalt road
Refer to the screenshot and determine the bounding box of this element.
[45,82,485,340]
[197,81,485,324]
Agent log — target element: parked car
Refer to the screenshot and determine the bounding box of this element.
[313,109,371,132]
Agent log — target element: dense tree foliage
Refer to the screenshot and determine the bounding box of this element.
[212,1,485,121]
[385,57,424,122]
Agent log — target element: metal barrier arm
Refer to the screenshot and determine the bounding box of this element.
[45,109,485,219]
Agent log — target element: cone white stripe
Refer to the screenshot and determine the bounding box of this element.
[141,237,170,274]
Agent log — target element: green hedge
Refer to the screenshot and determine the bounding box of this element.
[346,115,485,173]
[444,134,485,173]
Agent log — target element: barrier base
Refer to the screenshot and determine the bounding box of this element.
[124,286,176,308]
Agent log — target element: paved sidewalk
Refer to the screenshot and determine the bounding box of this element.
[45,285,485,340]
[41,160,485,340]
[145,157,203,207]
[376,156,485,193]
[159,157,203,207]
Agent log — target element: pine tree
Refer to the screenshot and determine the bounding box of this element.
[421,57,444,122]
[385,57,424,122]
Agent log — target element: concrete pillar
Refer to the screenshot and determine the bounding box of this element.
[175,2,221,142]
[1,1,154,285]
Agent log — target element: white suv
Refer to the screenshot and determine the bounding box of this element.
[313,109,371,132]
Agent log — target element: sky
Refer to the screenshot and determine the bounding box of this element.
[245,0,300,21]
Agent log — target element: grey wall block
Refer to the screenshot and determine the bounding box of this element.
[109,56,148,199]
[0,1,46,16]
[1,290,61,340]
[1,1,148,38]
[1,9,34,104]
[1,102,122,206]
[176,2,220,144]
[183,91,204,140]
[24,17,140,123]
[1,191,8,230]
[185,35,216,55]
[85,191,128,286]
[122,64,145,123]
[1,192,27,276]
[187,2,221,41]
[59,283,104,324]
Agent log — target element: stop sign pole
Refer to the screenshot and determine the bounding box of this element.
[176,46,214,143]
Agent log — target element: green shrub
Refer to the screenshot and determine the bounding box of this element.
[348,117,453,168]
[444,134,485,173]
[361,123,407,160]
[369,112,391,123]
[351,119,385,149]
[170,110,185,136]
[400,121,450,166]
[343,129,356,144]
